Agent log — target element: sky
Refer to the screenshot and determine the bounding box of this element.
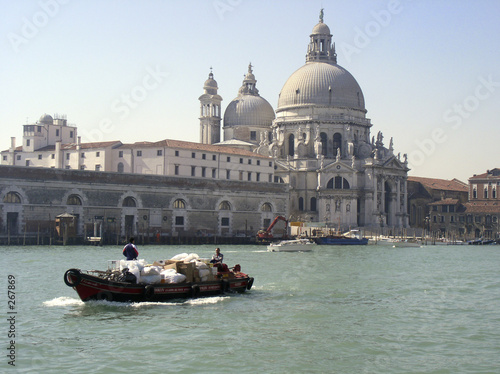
[1,0,499,183]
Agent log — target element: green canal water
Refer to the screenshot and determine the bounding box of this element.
[1,244,500,373]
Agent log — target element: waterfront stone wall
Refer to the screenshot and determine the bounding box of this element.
[0,165,288,245]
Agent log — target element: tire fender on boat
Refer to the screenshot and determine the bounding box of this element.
[64,269,81,287]
[246,277,254,290]
[191,285,200,298]
[144,285,154,300]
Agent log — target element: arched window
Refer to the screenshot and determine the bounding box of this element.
[333,133,342,156]
[320,132,327,156]
[117,162,124,173]
[310,197,317,212]
[218,201,231,210]
[123,197,137,207]
[67,194,82,205]
[3,192,21,203]
[288,134,295,156]
[298,197,304,211]
[173,199,186,209]
[326,177,350,189]
[261,203,273,212]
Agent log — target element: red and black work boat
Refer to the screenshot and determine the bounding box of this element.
[64,264,254,302]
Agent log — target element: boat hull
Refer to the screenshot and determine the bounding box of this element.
[64,269,254,302]
[314,237,368,245]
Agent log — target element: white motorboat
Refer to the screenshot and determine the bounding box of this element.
[267,238,315,252]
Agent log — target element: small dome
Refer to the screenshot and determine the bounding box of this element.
[311,21,330,35]
[277,62,365,111]
[224,95,275,128]
[39,114,53,125]
[203,71,218,95]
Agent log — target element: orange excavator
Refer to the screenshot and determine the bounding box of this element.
[256,216,288,242]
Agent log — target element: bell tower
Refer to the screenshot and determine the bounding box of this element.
[199,68,222,144]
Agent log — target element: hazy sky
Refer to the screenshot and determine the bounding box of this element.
[1,0,499,182]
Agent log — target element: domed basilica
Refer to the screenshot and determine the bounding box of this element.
[199,11,409,229]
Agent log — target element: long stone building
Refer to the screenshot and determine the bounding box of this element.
[0,165,288,244]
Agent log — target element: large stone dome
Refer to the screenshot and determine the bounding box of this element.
[277,62,365,112]
[223,64,275,128]
[224,95,275,128]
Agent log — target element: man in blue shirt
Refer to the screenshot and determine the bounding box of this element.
[122,237,139,260]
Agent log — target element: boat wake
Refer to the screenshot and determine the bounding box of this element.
[44,295,229,308]
[43,296,84,307]
[185,296,228,305]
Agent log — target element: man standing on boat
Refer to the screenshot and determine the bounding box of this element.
[123,237,139,260]
[210,247,223,264]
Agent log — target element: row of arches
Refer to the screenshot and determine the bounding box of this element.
[287,132,342,157]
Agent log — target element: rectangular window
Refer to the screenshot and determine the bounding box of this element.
[449,205,455,213]
[240,158,243,164]
[2,156,6,161]
[118,151,123,158]
[226,170,230,180]
[212,168,216,178]
[239,171,243,181]
[65,165,71,170]
[202,167,206,177]
[26,139,30,147]
[433,215,437,223]
[70,131,74,138]
[250,131,257,140]
[56,129,59,136]
[450,216,454,223]
[269,174,273,183]
[191,166,196,176]
[227,156,230,162]
[157,150,163,156]
[202,153,206,160]
[248,159,252,165]
[25,160,30,166]
[17,155,21,161]
[256,172,260,182]
[66,153,70,160]
[247,172,252,181]
[37,126,42,132]
[440,216,445,223]
[137,151,142,157]
[212,155,216,161]
[95,165,101,171]
[432,206,438,212]
[192,152,196,158]
[442,205,448,213]
[175,216,184,226]
[269,161,272,167]
[51,154,55,159]
[80,166,85,170]
[175,150,179,157]
[257,160,260,166]
[221,217,230,227]
[81,152,85,158]
[96,151,100,157]
[38,154,42,160]
[175,165,179,175]
[475,216,481,223]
